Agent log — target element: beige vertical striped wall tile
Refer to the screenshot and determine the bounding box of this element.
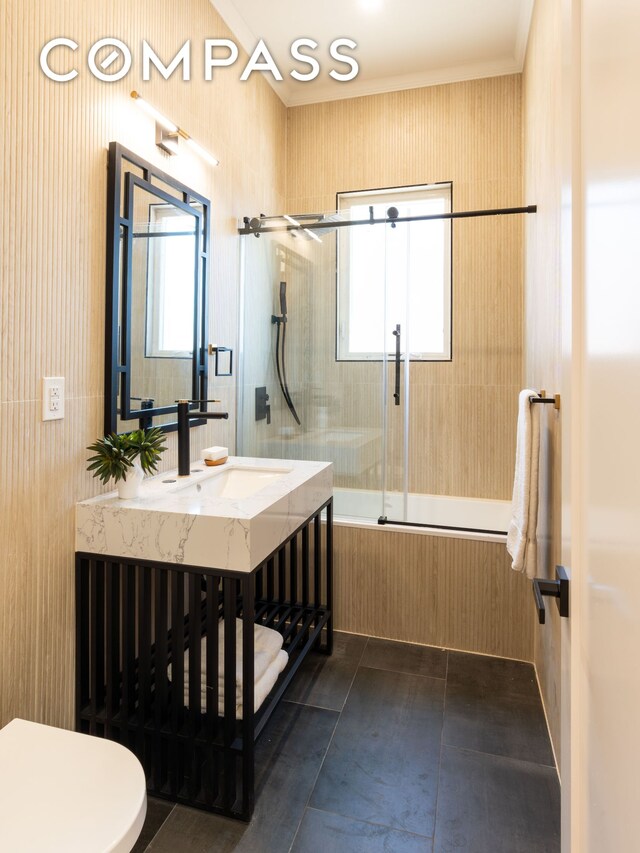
[3,3,530,731]
[0,0,286,728]
[333,524,533,661]
[274,75,525,501]
[523,0,563,768]
[286,75,523,204]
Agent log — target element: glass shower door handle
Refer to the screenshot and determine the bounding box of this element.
[392,324,401,405]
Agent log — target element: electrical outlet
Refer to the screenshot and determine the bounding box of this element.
[42,376,65,421]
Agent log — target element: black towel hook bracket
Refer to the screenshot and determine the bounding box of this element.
[532,565,569,624]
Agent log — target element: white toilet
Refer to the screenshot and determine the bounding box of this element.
[0,719,147,852]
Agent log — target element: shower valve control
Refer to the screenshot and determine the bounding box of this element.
[255,386,271,425]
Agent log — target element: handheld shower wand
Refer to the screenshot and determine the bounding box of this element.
[272,281,301,426]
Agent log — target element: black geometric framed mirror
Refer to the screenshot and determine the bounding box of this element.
[105,142,210,434]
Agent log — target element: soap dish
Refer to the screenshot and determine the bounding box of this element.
[202,445,229,466]
[204,456,228,467]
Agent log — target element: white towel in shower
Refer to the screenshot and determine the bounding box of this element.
[507,389,540,579]
[184,648,289,718]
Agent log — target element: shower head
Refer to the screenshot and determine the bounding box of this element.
[279,281,287,317]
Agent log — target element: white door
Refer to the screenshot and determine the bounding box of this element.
[563,1,640,850]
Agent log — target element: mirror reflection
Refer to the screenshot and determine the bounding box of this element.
[129,186,197,412]
[141,202,197,360]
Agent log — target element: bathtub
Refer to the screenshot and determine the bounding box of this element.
[328,488,530,659]
[332,487,511,543]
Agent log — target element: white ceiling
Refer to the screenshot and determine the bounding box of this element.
[210,0,534,107]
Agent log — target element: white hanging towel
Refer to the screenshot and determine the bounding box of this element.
[507,389,540,579]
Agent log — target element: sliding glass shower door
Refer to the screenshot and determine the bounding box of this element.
[238,190,518,534]
[239,217,387,522]
[379,189,452,527]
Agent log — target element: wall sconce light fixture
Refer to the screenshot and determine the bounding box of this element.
[130,91,220,167]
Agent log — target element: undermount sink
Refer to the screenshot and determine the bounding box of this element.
[76,456,332,573]
[175,466,292,500]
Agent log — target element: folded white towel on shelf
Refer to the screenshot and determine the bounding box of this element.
[169,618,283,679]
[212,619,284,666]
[167,619,286,701]
[181,646,284,701]
[184,649,289,718]
[507,389,540,579]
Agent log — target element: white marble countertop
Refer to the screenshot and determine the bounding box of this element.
[76,456,333,573]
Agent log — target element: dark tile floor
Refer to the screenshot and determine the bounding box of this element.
[133,633,560,853]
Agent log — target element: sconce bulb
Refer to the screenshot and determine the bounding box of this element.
[130,91,177,133]
[130,91,219,167]
[184,136,220,167]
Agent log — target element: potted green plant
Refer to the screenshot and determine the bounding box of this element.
[86,427,167,499]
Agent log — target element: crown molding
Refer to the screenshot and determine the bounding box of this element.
[210,0,530,109]
[514,0,535,66]
[282,59,525,108]
[211,0,257,59]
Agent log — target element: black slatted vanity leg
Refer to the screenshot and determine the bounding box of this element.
[187,571,202,801]
[154,567,169,793]
[241,574,255,819]
[313,514,321,644]
[223,578,237,812]
[169,569,185,798]
[204,575,220,807]
[326,500,334,655]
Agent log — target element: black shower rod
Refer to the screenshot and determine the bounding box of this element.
[238,204,537,235]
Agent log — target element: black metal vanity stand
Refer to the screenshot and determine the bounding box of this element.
[75,499,333,821]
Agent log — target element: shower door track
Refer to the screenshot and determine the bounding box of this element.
[238,204,537,235]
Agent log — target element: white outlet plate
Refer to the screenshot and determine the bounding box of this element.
[42,376,65,421]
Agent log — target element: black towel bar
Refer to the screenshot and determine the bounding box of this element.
[529,391,561,410]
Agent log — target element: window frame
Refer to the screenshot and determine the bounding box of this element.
[335,181,453,363]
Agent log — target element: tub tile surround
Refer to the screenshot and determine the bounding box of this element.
[333,525,534,661]
[75,457,332,572]
[137,632,560,852]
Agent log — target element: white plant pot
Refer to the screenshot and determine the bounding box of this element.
[117,461,144,499]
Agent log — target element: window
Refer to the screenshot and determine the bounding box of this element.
[336,182,452,361]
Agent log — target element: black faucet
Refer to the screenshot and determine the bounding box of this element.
[176,400,229,476]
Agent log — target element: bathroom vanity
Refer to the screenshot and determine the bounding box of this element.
[75,457,333,820]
